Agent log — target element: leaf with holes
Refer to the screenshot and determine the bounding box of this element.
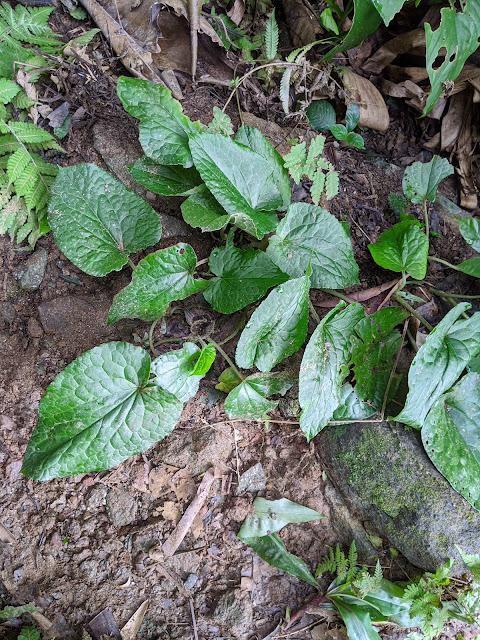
[331,384,376,422]
[238,497,323,538]
[235,276,309,372]
[21,342,183,480]
[402,156,454,204]
[224,371,294,420]
[189,133,280,239]
[235,124,290,210]
[108,244,207,323]
[204,234,289,314]
[266,203,358,289]
[395,305,480,429]
[117,76,203,167]
[128,156,203,196]
[151,342,206,402]
[350,307,408,409]
[299,302,364,440]
[422,372,480,510]
[368,220,428,279]
[48,164,162,277]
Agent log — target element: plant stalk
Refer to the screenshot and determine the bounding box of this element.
[207,338,245,380]
[428,256,464,272]
[392,293,433,332]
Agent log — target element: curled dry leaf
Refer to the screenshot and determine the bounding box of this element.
[340,69,389,132]
[281,0,323,48]
[227,0,245,26]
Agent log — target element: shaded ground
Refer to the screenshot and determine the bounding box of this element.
[1,8,480,640]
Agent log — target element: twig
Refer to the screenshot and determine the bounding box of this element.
[189,598,199,640]
[392,293,433,332]
[207,338,245,379]
[162,468,216,557]
[379,318,408,420]
[316,280,399,308]
[308,299,321,324]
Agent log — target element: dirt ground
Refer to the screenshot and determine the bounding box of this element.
[1,6,480,640]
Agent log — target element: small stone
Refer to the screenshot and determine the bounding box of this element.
[105,488,137,526]
[15,248,48,290]
[212,589,253,638]
[27,317,43,338]
[0,302,16,324]
[184,573,198,589]
[236,462,267,495]
[85,484,108,510]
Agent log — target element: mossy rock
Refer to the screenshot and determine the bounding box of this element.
[318,421,480,575]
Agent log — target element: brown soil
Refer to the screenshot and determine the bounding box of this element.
[1,6,480,640]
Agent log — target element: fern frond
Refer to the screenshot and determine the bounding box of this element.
[0,134,20,155]
[7,146,30,182]
[264,9,279,61]
[335,544,348,582]
[11,89,35,109]
[4,121,62,150]
[0,3,61,47]
[347,541,358,580]
[280,68,292,115]
[325,168,339,200]
[284,141,306,184]
[315,546,337,578]
[0,77,20,104]
[310,168,325,205]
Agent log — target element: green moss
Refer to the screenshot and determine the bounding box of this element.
[336,427,437,517]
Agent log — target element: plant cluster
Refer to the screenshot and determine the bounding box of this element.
[238,498,480,640]
[0,603,39,640]
[0,1,97,246]
[17,80,480,522]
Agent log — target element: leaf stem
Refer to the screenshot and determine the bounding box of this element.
[308,299,322,324]
[283,593,329,630]
[320,288,356,304]
[149,318,160,356]
[207,338,245,380]
[428,256,463,272]
[392,293,433,332]
[428,287,480,300]
[127,257,136,270]
[216,313,247,346]
[423,199,429,239]
[196,257,209,269]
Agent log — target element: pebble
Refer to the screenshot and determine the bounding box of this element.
[105,488,137,527]
[85,484,108,511]
[14,248,48,290]
[0,302,16,324]
[236,463,267,495]
[27,317,43,338]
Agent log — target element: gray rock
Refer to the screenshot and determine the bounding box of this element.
[93,122,190,239]
[0,302,16,324]
[212,589,253,638]
[27,317,43,338]
[85,484,108,511]
[236,462,267,495]
[318,421,480,575]
[15,248,48,290]
[105,488,137,527]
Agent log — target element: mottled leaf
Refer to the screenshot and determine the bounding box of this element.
[368,220,428,279]
[224,371,294,420]
[238,497,324,538]
[402,156,454,204]
[306,100,336,131]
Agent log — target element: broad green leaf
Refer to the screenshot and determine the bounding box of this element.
[332,598,382,640]
[240,532,318,587]
[362,581,409,618]
[117,76,203,167]
[189,133,281,239]
[21,342,183,480]
[191,344,216,376]
[350,307,408,408]
[457,257,480,278]
[108,243,207,323]
[424,2,480,115]
[128,156,203,196]
[238,497,323,538]
[457,216,480,253]
[345,132,365,150]
[266,203,359,289]
[181,184,230,232]
[215,366,243,393]
[320,7,339,34]
[299,302,365,440]
[455,546,480,579]
[235,276,309,372]
[329,124,348,141]
[306,100,336,131]
[203,237,289,314]
[467,356,480,373]
[224,371,294,420]
[371,0,407,26]
[235,124,290,210]
[345,104,360,132]
[324,0,381,62]
[18,628,41,640]
[368,220,428,279]
[395,305,480,429]
[332,383,376,422]
[151,342,204,402]
[422,372,480,510]
[402,156,454,204]
[48,164,162,277]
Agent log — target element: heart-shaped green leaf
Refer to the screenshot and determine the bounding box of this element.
[402,156,454,204]
[368,220,428,279]
[457,216,480,253]
[21,342,183,480]
[235,276,309,372]
[215,366,243,393]
[235,124,290,210]
[299,302,364,440]
[345,103,360,132]
[151,342,205,402]
[422,372,480,510]
[267,203,359,289]
[306,100,336,131]
[117,76,203,167]
[203,236,289,314]
[108,243,207,323]
[224,371,294,420]
[48,163,162,277]
[331,384,376,422]
[189,132,281,239]
[395,305,480,429]
[128,156,203,196]
[181,184,230,232]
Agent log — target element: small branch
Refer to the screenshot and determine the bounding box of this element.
[308,299,321,324]
[320,288,356,304]
[162,468,216,557]
[392,293,433,332]
[428,287,480,300]
[196,257,209,269]
[149,318,160,356]
[379,319,408,420]
[207,338,245,380]
[316,280,399,308]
